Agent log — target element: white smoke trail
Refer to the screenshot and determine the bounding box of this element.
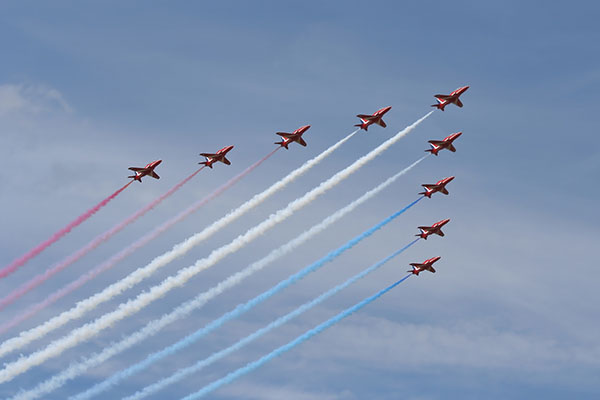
[13,156,427,400]
[0,130,356,359]
[1,112,431,384]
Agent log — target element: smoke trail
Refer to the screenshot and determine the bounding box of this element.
[15,158,425,400]
[0,128,352,359]
[0,148,277,340]
[183,274,412,400]
[0,167,205,311]
[0,181,132,279]
[123,240,418,400]
[63,179,424,400]
[0,112,430,383]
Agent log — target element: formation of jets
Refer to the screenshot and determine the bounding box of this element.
[126,86,468,278]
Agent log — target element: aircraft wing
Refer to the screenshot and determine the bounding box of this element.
[428,140,445,146]
[276,132,293,138]
[297,137,307,147]
[222,157,231,165]
[149,171,160,179]
[417,226,431,231]
[200,153,218,158]
[356,114,376,120]
[434,94,452,100]
[456,99,464,107]
[426,266,436,273]
[376,119,387,127]
[422,184,437,190]
[128,167,146,172]
[437,231,445,237]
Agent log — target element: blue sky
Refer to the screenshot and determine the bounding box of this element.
[0,1,599,399]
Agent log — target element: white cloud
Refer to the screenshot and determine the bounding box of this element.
[0,83,72,116]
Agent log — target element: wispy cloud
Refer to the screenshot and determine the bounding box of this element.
[0,83,73,115]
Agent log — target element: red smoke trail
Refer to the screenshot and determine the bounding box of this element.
[0,166,206,311]
[0,181,133,279]
[0,149,278,329]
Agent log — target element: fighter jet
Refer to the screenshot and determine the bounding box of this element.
[416,219,450,240]
[354,106,392,131]
[199,145,234,168]
[419,176,455,198]
[426,132,462,156]
[275,125,311,149]
[128,160,162,182]
[408,256,441,275]
[431,86,469,111]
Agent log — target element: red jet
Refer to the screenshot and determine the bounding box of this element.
[199,145,234,168]
[417,219,450,240]
[419,176,455,198]
[128,160,162,182]
[426,132,462,156]
[354,106,392,131]
[408,256,441,275]
[275,125,311,149]
[431,86,469,111]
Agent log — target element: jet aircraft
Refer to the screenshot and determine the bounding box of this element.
[354,106,392,131]
[408,256,441,275]
[419,176,455,198]
[199,145,234,168]
[128,160,162,182]
[275,125,311,149]
[426,132,462,156]
[416,219,450,240]
[431,86,469,111]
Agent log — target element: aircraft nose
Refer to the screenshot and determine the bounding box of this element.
[156,160,163,165]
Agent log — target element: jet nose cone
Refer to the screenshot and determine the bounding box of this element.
[156,160,163,165]
[454,131,463,137]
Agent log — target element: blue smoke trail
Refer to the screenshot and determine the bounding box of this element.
[182,274,412,400]
[73,197,422,400]
[126,239,419,400]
